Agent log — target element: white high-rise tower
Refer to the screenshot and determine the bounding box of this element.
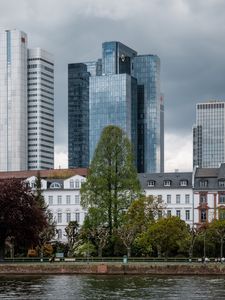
[28,48,54,169]
[0,29,54,171]
[0,29,28,171]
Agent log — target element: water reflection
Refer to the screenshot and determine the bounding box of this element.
[0,275,225,299]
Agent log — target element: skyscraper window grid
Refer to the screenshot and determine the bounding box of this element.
[68,41,162,173]
[193,101,225,168]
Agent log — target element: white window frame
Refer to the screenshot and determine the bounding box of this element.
[57,195,62,205]
[185,194,190,204]
[164,180,171,187]
[176,194,181,204]
[57,212,62,223]
[66,195,71,205]
[48,195,53,205]
[147,180,155,187]
[167,195,171,204]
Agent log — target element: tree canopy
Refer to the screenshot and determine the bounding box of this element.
[81,125,140,254]
[0,178,47,257]
[136,216,190,257]
[117,195,164,256]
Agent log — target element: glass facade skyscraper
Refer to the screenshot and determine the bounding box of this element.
[68,63,90,168]
[132,55,161,173]
[68,41,163,173]
[89,74,137,162]
[193,101,225,168]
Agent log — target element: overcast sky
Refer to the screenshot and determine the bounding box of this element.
[1,0,225,171]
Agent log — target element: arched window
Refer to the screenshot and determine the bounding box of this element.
[50,182,61,189]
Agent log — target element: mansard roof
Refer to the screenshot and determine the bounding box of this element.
[195,168,218,178]
[194,163,225,191]
[139,172,193,189]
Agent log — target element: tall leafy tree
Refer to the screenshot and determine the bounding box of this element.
[81,125,140,251]
[0,178,47,258]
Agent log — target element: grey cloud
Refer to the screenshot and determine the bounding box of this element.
[1,0,225,161]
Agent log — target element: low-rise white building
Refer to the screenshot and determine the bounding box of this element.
[26,174,87,242]
[139,172,194,227]
[0,168,88,243]
[2,165,225,243]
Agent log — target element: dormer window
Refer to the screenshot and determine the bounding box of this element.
[164,180,171,187]
[147,180,155,187]
[180,180,188,187]
[50,182,61,189]
[70,180,74,189]
[219,180,225,188]
[199,180,208,188]
[75,180,80,188]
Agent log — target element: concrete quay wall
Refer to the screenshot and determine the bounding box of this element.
[1,262,225,275]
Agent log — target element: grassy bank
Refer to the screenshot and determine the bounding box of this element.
[1,262,225,275]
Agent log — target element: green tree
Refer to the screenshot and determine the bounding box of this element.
[65,221,79,256]
[81,208,109,257]
[0,178,47,259]
[73,241,97,257]
[81,125,140,253]
[208,219,225,259]
[124,195,164,232]
[137,216,190,257]
[118,195,164,256]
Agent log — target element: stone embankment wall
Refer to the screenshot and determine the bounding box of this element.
[1,263,225,275]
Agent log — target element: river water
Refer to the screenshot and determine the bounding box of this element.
[0,275,224,299]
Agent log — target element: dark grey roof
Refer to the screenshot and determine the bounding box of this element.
[194,163,225,190]
[218,163,225,179]
[139,172,193,189]
[195,168,218,178]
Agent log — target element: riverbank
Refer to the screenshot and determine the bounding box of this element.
[1,262,225,275]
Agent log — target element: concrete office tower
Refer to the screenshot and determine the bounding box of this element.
[193,100,225,168]
[28,48,54,169]
[68,41,163,173]
[0,29,28,171]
